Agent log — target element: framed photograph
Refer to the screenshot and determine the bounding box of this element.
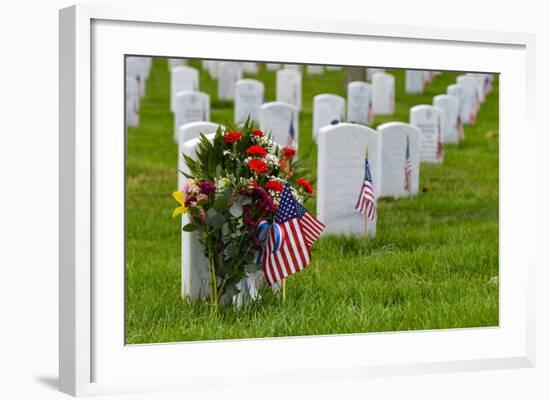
[59,4,536,397]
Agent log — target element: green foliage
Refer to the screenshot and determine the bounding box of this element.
[125,59,499,343]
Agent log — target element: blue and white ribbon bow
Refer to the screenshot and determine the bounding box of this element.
[255,219,285,264]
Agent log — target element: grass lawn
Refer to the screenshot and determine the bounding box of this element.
[125,59,499,344]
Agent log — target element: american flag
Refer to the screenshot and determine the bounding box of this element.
[367,98,373,124]
[404,136,412,193]
[436,116,444,160]
[286,114,296,147]
[456,115,464,140]
[262,185,311,286]
[295,201,325,247]
[355,156,377,221]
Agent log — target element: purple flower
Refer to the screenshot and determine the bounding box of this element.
[184,196,197,207]
[197,181,216,195]
[247,187,276,214]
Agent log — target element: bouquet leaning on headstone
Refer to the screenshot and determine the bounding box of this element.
[172,120,324,310]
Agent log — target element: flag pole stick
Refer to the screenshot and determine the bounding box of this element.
[282,279,286,303]
[364,146,369,241]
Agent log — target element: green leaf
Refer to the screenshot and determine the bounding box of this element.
[226,244,239,258]
[209,214,225,228]
[206,208,225,228]
[245,263,260,273]
[216,165,222,177]
[229,202,243,218]
[213,196,228,212]
[221,223,230,237]
[182,223,198,232]
[241,197,252,205]
[224,282,239,298]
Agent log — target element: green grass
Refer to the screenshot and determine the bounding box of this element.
[125,59,499,344]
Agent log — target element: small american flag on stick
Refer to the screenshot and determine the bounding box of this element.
[286,114,296,148]
[295,201,325,247]
[436,116,444,160]
[263,185,312,286]
[404,136,412,193]
[355,151,377,221]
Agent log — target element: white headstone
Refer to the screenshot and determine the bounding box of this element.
[206,61,219,79]
[174,91,210,140]
[241,62,259,74]
[168,58,187,70]
[126,56,147,98]
[180,133,263,304]
[423,70,434,83]
[125,76,140,127]
[266,63,281,71]
[410,105,444,163]
[326,66,342,71]
[180,134,216,300]
[177,121,220,190]
[347,81,373,126]
[218,62,243,100]
[457,75,481,110]
[312,94,346,140]
[467,73,490,100]
[317,123,379,237]
[405,70,425,93]
[283,64,302,73]
[234,79,264,124]
[170,66,199,112]
[447,84,476,125]
[259,101,299,148]
[276,69,302,109]
[367,68,385,81]
[433,95,461,144]
[372,72,395,115]
[307,65,324,75]
[377,122,421,197]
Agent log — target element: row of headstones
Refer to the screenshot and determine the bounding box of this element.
[171,65,300,146]
[171,61,436,122]
[125,56,152,127]
[172,67,395,146]
[177,72,494,239]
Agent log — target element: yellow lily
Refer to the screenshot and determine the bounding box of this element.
[172,191,188,217]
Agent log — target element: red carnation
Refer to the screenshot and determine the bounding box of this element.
[251,129,264,137]
[248,159,269,174]
[282,147,296,159]
[249,181,259,188]
[246,145,267,157]
[224,131,243,143]
[297,178,313,193]
[265,180,284,193]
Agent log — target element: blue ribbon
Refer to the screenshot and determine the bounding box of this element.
[255,219,285,264]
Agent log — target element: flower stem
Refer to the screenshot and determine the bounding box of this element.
[209,256,219,313]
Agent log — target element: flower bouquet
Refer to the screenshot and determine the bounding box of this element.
[173,120,322,310]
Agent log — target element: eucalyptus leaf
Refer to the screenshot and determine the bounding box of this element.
[226,244,239,258]
[182,223,198,232]
[207,213,225,228]
[224,282,239,298]
[229,202,243,218]
[245,263,260,273]
[213,196,228,212]
[241,197,252,205]
[221,223,230,237]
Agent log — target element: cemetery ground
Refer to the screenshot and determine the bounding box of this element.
[125,59,499,344]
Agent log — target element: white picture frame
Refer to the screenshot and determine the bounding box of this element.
[59,4,536,397]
